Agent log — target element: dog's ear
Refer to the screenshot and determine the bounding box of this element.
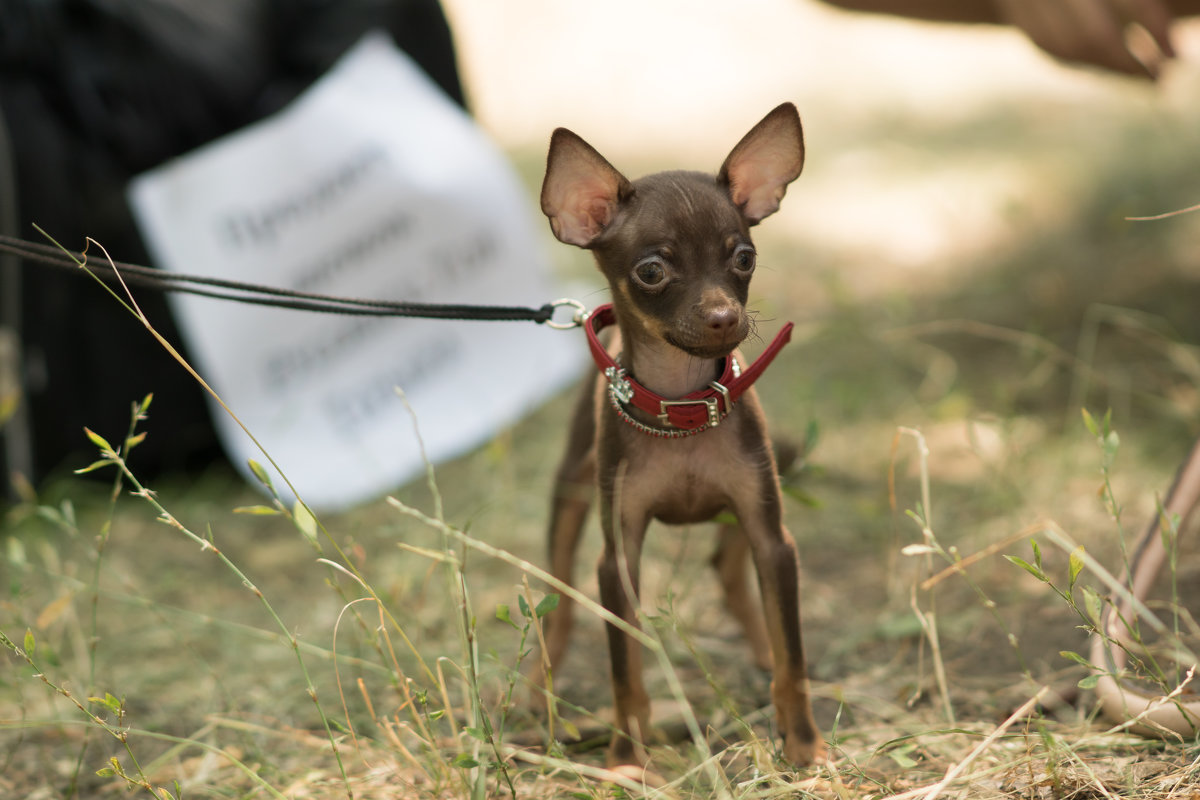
[719,103,804,225]
[541,129,632,247]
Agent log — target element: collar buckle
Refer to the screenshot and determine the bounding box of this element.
[656,380,732,429]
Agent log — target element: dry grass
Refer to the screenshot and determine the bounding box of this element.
[3,384,1200,800]
[4,239,1200,797]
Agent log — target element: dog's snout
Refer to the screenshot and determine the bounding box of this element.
[705,305,741,333]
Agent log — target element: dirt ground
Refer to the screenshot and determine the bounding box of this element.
[6,2,1200,798]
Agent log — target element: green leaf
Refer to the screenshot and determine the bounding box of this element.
[247,460,273,490]
[95,767,116,778]
[83,428,113,453]
[89,693,122,713]
[560,717,581,740]
[1078,674,1101,690]
[1103,430,1120,461]
[1069,546,1085,589]
[517,595,531,620]
[1059,650,1093,668]
[464,726,489,742]
[1083,586,1105,626]
[233,505,281,516]
[1005,555,1047,583]
[22,628,34,658]
[292,500,318,543]
[495,604,518,629]
[6,535,26,567]
[782,485,823,508]
[451,753,479,769]
[73,460,112,475]
[1031,539,1043,571]
[1081,408,1099,437]
[139,393,154,415]
[804,418,821,453]
[534,593,560,619]
[886,745,919,769]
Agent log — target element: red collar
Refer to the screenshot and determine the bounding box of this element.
[584,303,793,435]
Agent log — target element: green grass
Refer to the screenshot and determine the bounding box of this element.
[5,90,1200,797]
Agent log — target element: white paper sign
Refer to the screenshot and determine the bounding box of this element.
[130,33,584,510]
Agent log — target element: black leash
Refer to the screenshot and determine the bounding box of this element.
[0,234,586,327]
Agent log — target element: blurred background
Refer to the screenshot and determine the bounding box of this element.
[445,0,1200,312]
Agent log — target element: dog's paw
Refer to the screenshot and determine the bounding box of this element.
[783,736,828,769]
[606,730,653,770]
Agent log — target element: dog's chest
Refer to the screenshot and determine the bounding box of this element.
[616,424,756,525]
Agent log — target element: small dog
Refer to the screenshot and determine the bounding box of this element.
[537,103,825,767]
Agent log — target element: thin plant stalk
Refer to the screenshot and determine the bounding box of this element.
[78,432,352,797]
[894,426,955,727]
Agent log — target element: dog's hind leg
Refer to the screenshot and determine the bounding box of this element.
[711,522,772,671]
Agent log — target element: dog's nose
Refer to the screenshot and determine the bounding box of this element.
[705,306,740,334]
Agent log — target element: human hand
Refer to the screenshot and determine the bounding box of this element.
[996,0,1176,78]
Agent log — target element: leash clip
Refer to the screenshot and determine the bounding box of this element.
[544,298,587,330]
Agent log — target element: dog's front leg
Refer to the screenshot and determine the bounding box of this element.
[751,521,824,766]
[732,455,825,767]
[597,462,652,766]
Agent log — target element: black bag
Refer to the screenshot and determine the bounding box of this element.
[0,0,464,482]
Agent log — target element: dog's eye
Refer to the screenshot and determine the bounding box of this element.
[732,245,756,274]
[633,259,666,288]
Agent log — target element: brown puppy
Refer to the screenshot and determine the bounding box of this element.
[538,103,824,767]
